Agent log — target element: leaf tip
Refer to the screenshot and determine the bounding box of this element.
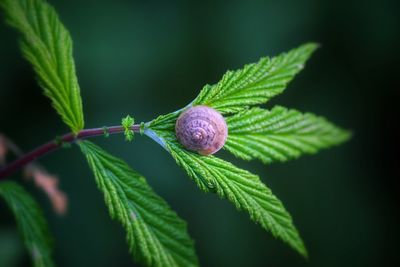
[298,42,320,59]
[339,129,353,145]
[298,243,309,259]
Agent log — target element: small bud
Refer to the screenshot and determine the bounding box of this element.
[122,115,135,142]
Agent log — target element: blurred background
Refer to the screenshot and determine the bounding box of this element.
[0,0,399,266]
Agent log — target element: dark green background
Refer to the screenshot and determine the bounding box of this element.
[0,0,399,266]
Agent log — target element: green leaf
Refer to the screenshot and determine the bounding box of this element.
[0,0,84,133]
[148,112,180,132]
[225,106,351,164]
[193,43,318,114]
[0,181,54,267]
[79,141,198,267]
[145,130,307,257]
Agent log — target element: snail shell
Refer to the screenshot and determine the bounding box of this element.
[175,105,228,155]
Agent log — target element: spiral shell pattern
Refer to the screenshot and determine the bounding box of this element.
[175,106,228,155]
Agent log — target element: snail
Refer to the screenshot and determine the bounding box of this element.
[175,105,228,155]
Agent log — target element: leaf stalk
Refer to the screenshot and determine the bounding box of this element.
[0,125,141,180]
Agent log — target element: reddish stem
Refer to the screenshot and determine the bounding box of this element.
[0,125,141,180]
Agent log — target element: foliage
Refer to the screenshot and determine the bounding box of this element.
[0,0,84,133]
[0,0,351,266]
[147,130,307,256]
[79,141,198,267]
[225,106,351,164]
[0,181,54,267]
[192,43,318,114]
[146,42,349,258]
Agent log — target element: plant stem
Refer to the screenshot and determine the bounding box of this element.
[0,125,141,180]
